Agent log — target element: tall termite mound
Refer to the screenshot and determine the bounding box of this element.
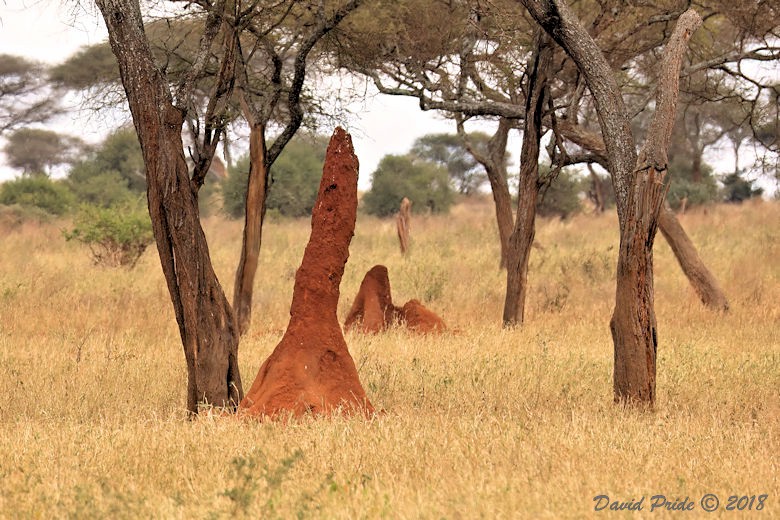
[344,265,446,334]
[239,127,374,418]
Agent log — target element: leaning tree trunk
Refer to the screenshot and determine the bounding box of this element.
[457,117,514,269]
[96,0,242,413]
[233,123,269,335]
[503,33,551,327]
[658,207,729,310]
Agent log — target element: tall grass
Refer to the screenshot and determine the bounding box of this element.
[0,199,777,518]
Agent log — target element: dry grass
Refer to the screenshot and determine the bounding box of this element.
[0,199,778,518]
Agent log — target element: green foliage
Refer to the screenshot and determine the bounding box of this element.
[67,164,134,208]
[219,449,304,518]
[66,127,145,207]
[721,171,764,203]
[410,133,491,195]
[222,136,327,219]
[0,176,74,215]
[666,156,718,210]
[362,154,454,217]
[537,168,581,219]
[267,136,327,217]
[63,200,153,268]
[49,44,119,90]
[221,160,248,219]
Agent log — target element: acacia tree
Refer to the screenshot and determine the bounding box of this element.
[229,0,364,336]
[0,55,61,135]
[94,0,242,414]
[519,0,702,405]
[334,0,733,323]
[62,2,364,337]
[3,128,84,176]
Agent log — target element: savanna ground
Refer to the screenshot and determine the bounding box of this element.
[0,197,778,518]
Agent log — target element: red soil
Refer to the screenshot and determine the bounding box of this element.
[238,128,374,419]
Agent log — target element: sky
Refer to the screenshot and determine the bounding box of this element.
[0,0,480,189]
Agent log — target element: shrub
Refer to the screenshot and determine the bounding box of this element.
[362,154,453,217]
[537,168,581,219]
[63,200,154,268]
[667,177,718,210]
[721,171,764,203]
[0,176,74,215]
[666,156,719,210]
[222,136,327,219]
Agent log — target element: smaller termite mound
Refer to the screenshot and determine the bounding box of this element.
[239,127,373,419]
[400,299,446,333]
[343,265,401,333]
[344,264,446,334]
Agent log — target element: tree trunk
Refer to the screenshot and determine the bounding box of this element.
[587,164,606,212]
[502,33,550,327]
[658,207,729,310]
[558,98,729,311]
[610,170,667,404]
[485,119,514,269]
[520,0,702,405]
[233,123,269,335]
[96,0,242,413]
[458,116,514,269]
[609,10,703,406]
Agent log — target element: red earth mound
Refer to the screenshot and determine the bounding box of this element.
[343,265,401,332]
[239,127,374,419]
[400,299,447,333]
[344,265,446,334]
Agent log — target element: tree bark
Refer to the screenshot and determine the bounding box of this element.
[233,123,269,335]
[229,0,364,335]
[502,33,551,327]
[609,10,703,405]
[658,207,729,310]
[96,0,242,413]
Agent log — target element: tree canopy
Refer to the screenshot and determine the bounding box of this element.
[362,153,453,217]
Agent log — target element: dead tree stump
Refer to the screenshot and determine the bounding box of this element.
[239,128,374,419]
[396,197,412,254]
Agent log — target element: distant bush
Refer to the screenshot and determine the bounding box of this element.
[536,168,581,219]
[0,176,74,215]
[721,172,764,203]
[667,177,718,210]
[222,136,327,219]
[66,165,134,208]
[63,200,153,268]
[666,156,718,210]
[362,154,453,217]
